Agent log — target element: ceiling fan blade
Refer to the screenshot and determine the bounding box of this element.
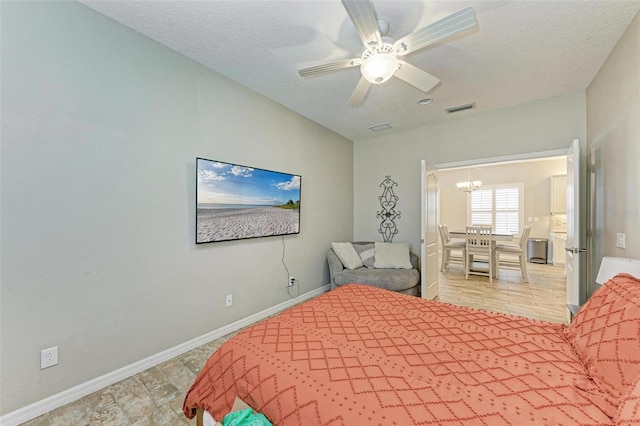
[342,0,382,47]
[298,58,362,78]
[394,7,477,56]
[348,76,371,107]
[394,60,440,93]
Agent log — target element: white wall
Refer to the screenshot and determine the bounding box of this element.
[0,2,353,414]
[438,158,567,239]
[353,92,586,253]
[586,11,640,293]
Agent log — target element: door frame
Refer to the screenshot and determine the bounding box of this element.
[434,149,567,170]
[433,147,586,298]
[565,139,587,306]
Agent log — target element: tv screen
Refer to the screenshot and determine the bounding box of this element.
[196,157,301,244]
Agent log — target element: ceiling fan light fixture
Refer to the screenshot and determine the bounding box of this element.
[298,2,478,106]
[361,44,398,85]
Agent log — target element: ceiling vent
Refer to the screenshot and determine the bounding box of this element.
[446,103,475,114]
[369,123,392,132]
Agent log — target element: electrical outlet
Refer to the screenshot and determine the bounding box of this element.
[225,295,233,307]
[616,233,626,249]
[41,346,58,369]
[289,276,295,287]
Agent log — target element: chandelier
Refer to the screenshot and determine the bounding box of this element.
[456,171,482,192]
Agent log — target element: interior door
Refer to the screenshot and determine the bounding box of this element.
[565,139,585,315]
[421,161,439,299]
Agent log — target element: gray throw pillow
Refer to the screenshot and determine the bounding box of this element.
[353,243,375,269]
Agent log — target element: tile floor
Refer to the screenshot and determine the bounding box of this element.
[20,336,237,426]
[21,262,566,425]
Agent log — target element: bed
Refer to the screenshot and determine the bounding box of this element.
[183,273,640,425]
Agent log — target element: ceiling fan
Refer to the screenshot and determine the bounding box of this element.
[298,0,478,107]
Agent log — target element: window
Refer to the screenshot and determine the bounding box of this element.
[468,184,523,234]
[470,189,493,226]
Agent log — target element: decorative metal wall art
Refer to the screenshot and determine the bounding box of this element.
[376,175,400,242]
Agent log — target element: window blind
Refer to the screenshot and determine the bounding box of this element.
[469,185,522,234]
[495,187,520,234]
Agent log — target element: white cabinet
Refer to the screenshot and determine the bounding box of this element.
[549,176,567,266]
[554,236,566,265]
[548,233,567,265]
[550,175,567,214]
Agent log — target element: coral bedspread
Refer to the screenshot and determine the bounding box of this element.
[184,284,619,425]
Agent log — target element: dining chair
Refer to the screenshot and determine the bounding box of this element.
[443,224,465,244]
[465,225,494,282]
[494,226,531,282]
[438,224,466,272]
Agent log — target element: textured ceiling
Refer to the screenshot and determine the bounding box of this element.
[81,1,640,141]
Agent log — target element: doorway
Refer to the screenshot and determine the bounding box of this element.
[429,151,570,322]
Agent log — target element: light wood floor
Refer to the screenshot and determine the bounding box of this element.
[437,260,567,324]
[21,261,567,425]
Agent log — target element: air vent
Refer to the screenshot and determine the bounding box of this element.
[368,123,392,132]
[446,103,475,114]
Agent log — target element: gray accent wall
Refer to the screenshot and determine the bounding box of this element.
[0,2,353,414]
[587,12,640,294]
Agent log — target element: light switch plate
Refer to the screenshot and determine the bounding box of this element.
[616,233,626,249]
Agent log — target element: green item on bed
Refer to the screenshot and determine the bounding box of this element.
[222,407,272,426]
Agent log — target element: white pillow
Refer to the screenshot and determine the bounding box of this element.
[374,242,412,269]
[331,242,363,270]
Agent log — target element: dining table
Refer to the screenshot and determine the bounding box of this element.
[449,230,516,276]
[449,230,515,242]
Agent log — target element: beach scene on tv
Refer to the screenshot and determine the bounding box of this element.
[196,158,301,243]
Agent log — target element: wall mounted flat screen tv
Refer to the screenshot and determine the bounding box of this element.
[196,157,301,244]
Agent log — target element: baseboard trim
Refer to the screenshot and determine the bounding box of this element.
[0,284,330,426]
